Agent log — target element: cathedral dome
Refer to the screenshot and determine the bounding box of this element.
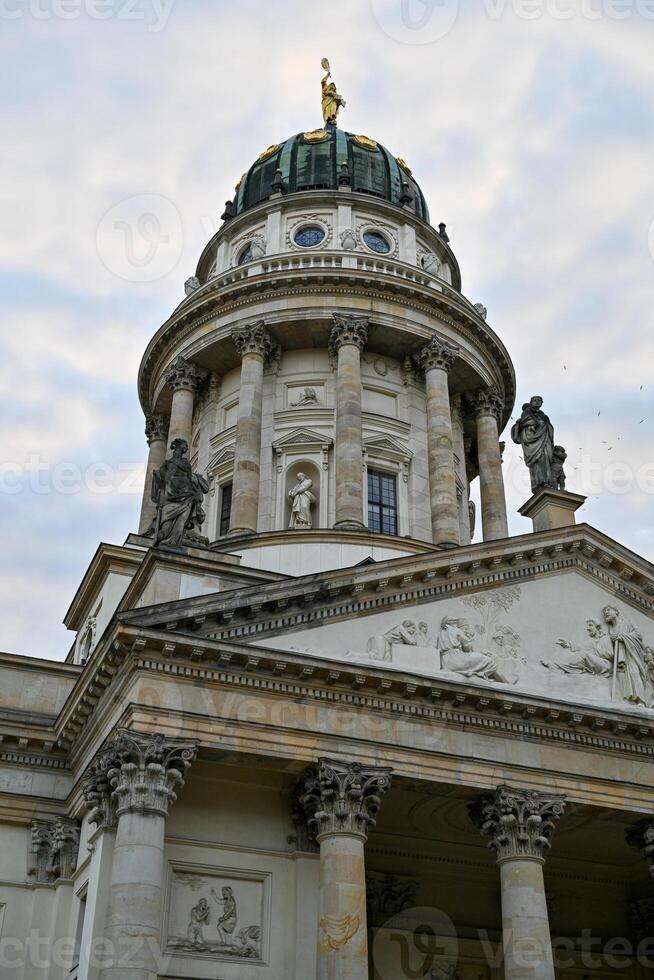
[232,127,430,223]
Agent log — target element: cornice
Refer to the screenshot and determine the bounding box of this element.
[122,525,653,640]
[53,617,654,773]
[138,269,514,425]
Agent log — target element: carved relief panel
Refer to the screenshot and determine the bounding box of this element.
[165,864,270,965]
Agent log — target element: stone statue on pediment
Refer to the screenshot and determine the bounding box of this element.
[510,395,556,492]
[151,438,209,548]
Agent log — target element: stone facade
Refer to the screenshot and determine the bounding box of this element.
[0,112,652,980]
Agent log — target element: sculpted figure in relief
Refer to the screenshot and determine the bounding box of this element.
[288,472,316,528]
[188,899,210,946]
[290,387,319,407]
[543,606,653,706]
[436,616,510,683]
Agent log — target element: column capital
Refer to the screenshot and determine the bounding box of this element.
[417,335,459,373]
[626,818,654,876]
[29,817,80,883]
[144,413,168,445]
[164,354,208,393]
[329,312,369,354]
[231,320,274,360]
[472,385,504,421]
[470,785,566,863]
[83,731,197,825]
[296,758,392,841]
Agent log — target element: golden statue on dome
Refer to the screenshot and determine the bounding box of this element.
[321,58,346,126]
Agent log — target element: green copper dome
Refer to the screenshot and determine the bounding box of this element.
[232,128,429,223]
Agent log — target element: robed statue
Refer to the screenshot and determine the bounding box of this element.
[321,58,346,126]
[151,438,209,548]
[510,395,557,492]
[288,472,316,529]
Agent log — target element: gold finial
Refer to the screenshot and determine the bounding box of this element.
[320,57,346,127]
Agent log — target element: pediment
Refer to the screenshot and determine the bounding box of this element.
[272,427,333,450]
[208,445,235,471]
[249,567,654,715]
[363,435,413,459]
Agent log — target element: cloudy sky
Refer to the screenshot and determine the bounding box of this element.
[1,0,652,660]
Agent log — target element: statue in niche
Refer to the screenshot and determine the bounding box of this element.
[510,395,557,492]
[435,616,511,683]
[288,472,316,528]
[150,438,209,548]
[543,606,653,706]
[290,387,319,407]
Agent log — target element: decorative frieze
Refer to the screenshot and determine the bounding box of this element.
[329,313,369,354]
[472,385,504,422]
[417,335,459,373]
[626,817,654,876]
[469,785,566,862]
[231,320,274,361]
[84,731,197,825]
[630,896,654,941]
[296,758,392,840]
[29,817,80,883]
[164,355,208,393]
[144,413,168,446]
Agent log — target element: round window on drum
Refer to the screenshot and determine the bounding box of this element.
[294,225,326,248]
[362,230,391,254]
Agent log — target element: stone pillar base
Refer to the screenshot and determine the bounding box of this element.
[519,487,586,533]
[333,519,366,531]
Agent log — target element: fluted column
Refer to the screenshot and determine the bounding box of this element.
[85,731,197,980]
[626,818,654,877]
[229,321,274,535]
[473,386,509,541]
[138,414,169,533]
[297,759,392,980]
[417,336,460,548]
[470,786,566,980]
[164,355,207,446]
[330,314,369,530]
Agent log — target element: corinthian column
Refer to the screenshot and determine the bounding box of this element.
[138,414,169,533]
[470,786,566,980]
[164,355,207,446]
[297,759,392,980]
[229,321,274,535]
[417,336,460,548]
[472,386,509,541]
[85,732,197,980]
[330,314,368,530]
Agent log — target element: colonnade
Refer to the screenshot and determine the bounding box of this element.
[138,313,510,545]
[80,734,574,980]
